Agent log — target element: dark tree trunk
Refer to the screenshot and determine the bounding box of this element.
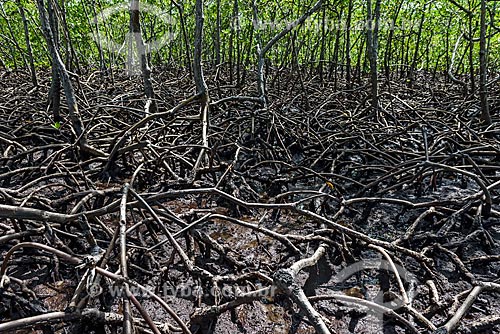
[47,0,61,124]
[384,0,403,81]
[172,0,192,76]
[479,0,491,125]
[408,4,427,88]
[193,0,210,174]
[345,0,353,87]
[37,0,103,159]
[366,0,381,111]
[129,0,155,106]
[215,0,221,65]
[17,0,38,87]
[468,13,475,94]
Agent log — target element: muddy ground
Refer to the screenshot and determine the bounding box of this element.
[0,67,499,333]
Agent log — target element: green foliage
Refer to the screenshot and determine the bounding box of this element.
[0,0,498,76]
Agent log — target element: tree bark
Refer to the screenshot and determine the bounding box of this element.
[37,0,103,159]
[366,0,381,111]
[408,4,427,88]
[171,0,192,76]
[129,0,155,107]
[479,0,492,125]
[192,0,210,175]
[345,0,353,87]
[254,0,322,108]
[215,0,221,65]
[17,0,38,87]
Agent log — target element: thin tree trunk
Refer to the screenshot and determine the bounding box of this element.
[384,0,403,81]
[408,4,426,88]
[254,0,322,108]
[87,0,106,73]
[49,64,62,124]
[468,13,475,94]
[37,0,103,159]
[0,2,29,69]
[192,0,210,175]
[479,0,491,125]
[332,12,342,89]
[318,6,326,81]
[193,0,208,96]
[229,0,235,83]
[215,0,221,65]
[235,0,241,85]
[17,0,38,87]
[47,0,61,124]
[345,0,353,88]
[56,0,81,74]
[38,0,82,137]
[129,0,155,106]
[445,16,451,82]
[366,0,381,111]
[96,0,115,81]
[355,36,365,84]
[171,0,192,76]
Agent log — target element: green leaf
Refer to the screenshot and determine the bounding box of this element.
[52,122,61,130]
